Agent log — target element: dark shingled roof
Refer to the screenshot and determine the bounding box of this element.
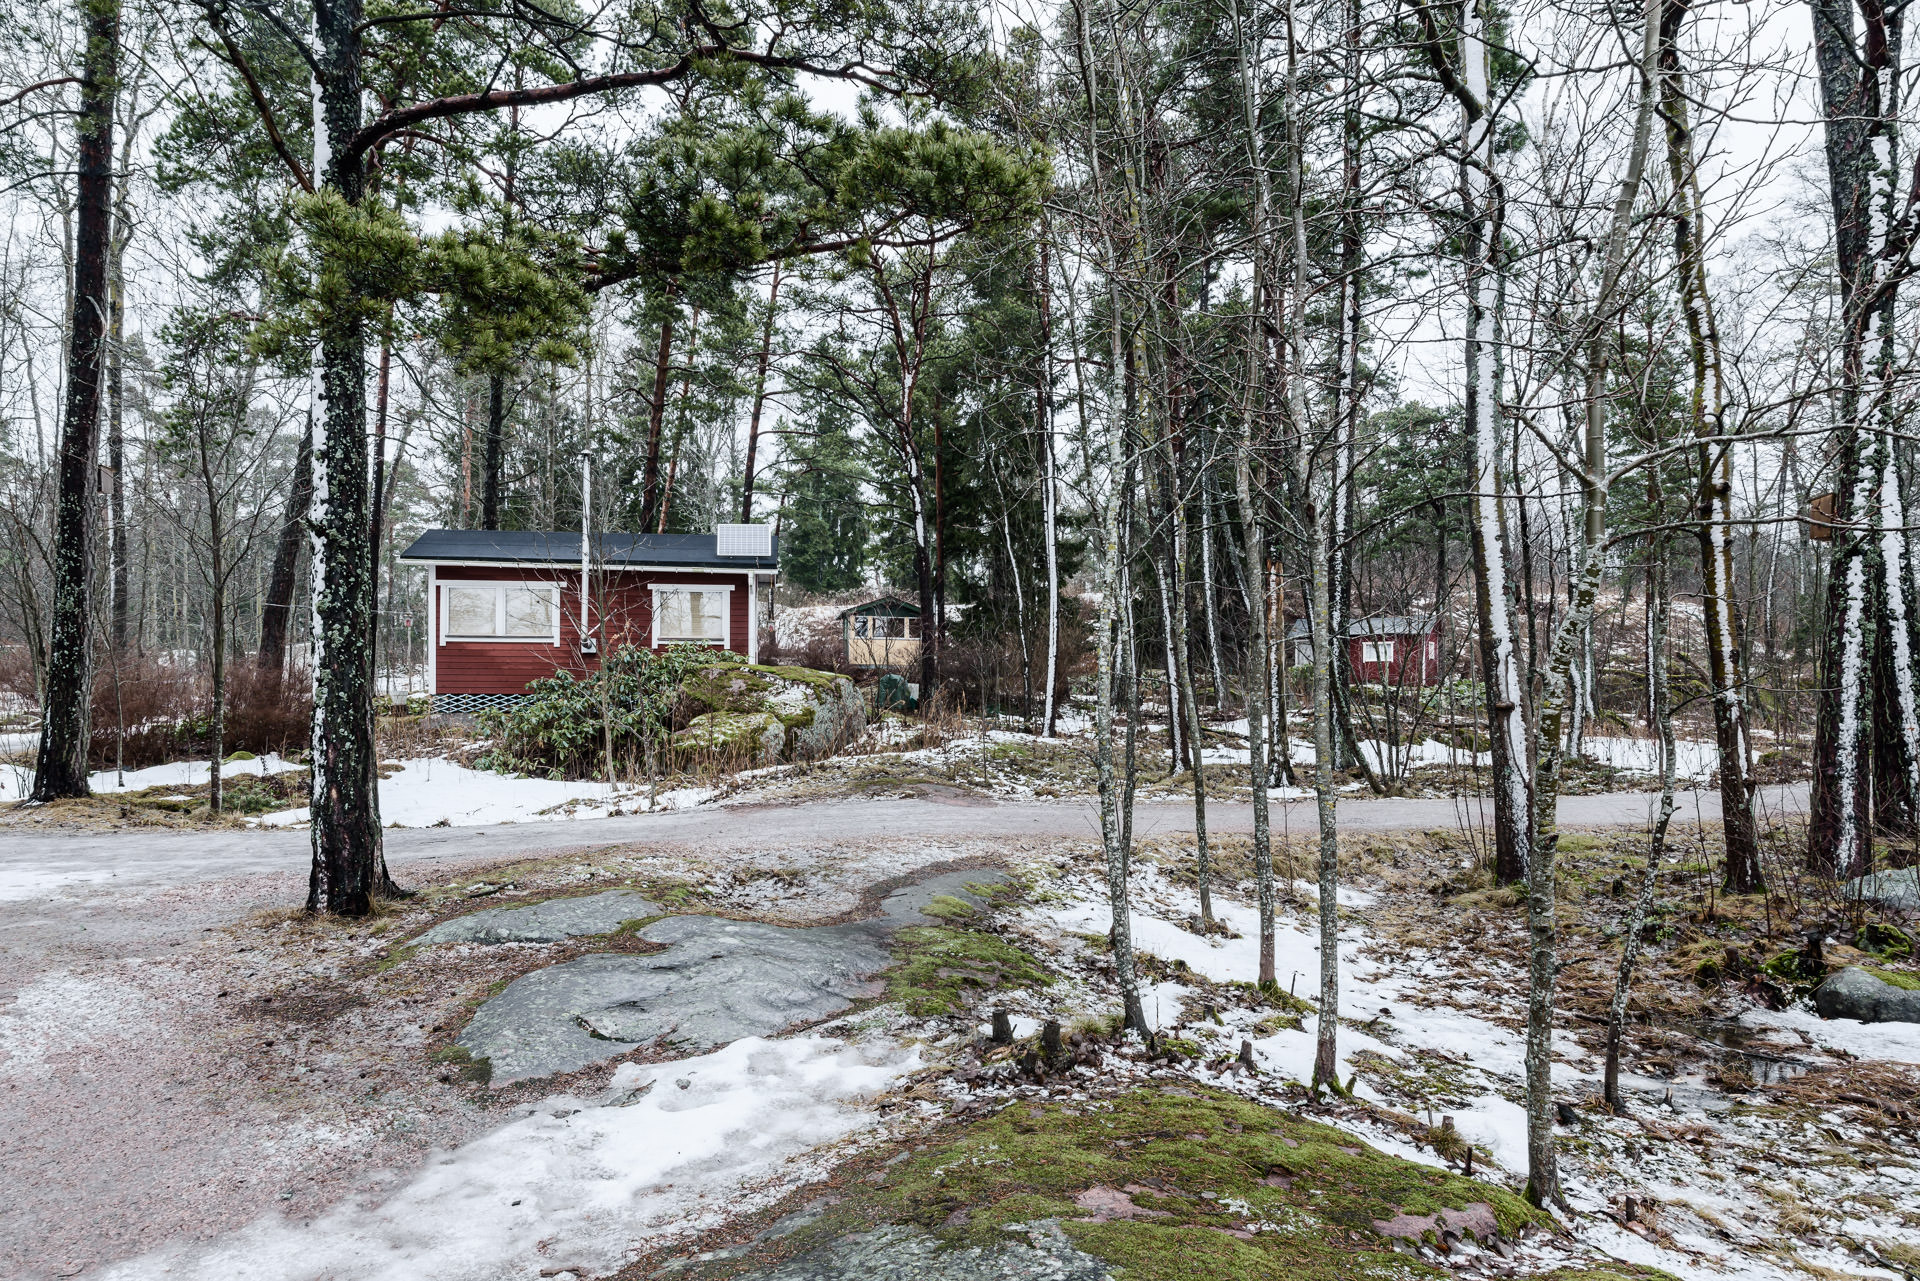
[397,529,777,571]
[1284,615,1437,640]
[837,594,921,618]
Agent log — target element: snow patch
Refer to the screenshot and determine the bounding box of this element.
[101,1035,916,1281]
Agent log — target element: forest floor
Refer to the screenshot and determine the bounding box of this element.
[1,788,1910,1281]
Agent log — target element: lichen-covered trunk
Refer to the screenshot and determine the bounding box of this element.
[305,0,392,915]
[31,0,118,801]
[1077,0,1145,1031]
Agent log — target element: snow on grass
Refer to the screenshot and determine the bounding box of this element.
[1576,735,1717,781]
[0,753,305,802]
[1740,1003,1920,1064]
[101,1034,917,1281]
[1028,862,1920,1281]
[1040,874,1598,1181]
[256,758,716,829]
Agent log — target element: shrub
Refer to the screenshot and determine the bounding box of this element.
[476,644,742,779]
[86,658,313,769]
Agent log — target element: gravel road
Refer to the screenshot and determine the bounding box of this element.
[0,782,1809,904]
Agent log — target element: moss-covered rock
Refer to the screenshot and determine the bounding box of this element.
[717,1085,1548,1281]
[673,711,789,767]
[673,663,866,764]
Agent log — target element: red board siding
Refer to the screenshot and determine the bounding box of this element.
[1346,633,1442,687]
[430,565,752,696]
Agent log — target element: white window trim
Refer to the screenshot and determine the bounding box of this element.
[439,580,563,645]
[1361,640,1395,665]
[650,583,733,649]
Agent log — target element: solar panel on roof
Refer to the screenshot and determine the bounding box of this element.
[715,523,773,557]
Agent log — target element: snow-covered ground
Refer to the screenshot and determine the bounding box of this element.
[0,752,714,827]
[99,1035,917,1281]
[0,753,306,802]
[257,758,715,829]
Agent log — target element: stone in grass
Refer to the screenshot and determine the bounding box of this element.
[416,889,661,946]
[1814,965,1920,1024]
[1847,867,1920,912]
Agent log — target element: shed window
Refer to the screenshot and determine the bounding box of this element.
[1361,640,1394,664]
[853,615,918,638]
[654,587,729,644]
[442,583,558,642]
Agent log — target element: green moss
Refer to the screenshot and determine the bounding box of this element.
[1866,967,1920,991]
[886,925,1051,1016]
[674,711,785,759]
[371,942,421,974]
[1861,922,1914,961]
[847,1086,1544,1279]
[428,1043,492,1083]
[922,894,978,920]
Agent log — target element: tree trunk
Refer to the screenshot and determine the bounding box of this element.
[1534,0,1657,844]
[1806,0,1917,875]
[370,339,392,608]
[636,305,675,534]
[1457,20,1532,892]
[1661,11,1762,891]
[1077,0,1146,1031]
[480,369,506,530]
[1040,227,1061,737]
[738,264,782,522]
[306,0,395,915]
[259,413,313,671]
[1170,511,1213,923]
[30,0,118,803]
[1604,529,1677,1110]
[1229,0,1277,984]
[107,135,131,655]
[207,484,225,815]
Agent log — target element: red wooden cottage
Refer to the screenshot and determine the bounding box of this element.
[398,525,778,713]
[1286,615,1442,687]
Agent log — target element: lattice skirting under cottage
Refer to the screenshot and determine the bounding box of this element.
[431,693,530,715]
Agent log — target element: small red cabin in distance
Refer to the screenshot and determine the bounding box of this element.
[397,526,778,714]
[1286,615,1442,687]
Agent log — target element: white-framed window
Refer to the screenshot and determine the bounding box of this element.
[854,615,918,639]
[652,584,731,646]
[1361,640,1394,664]
[1426,639,1438,660]
[440,581,560,644]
